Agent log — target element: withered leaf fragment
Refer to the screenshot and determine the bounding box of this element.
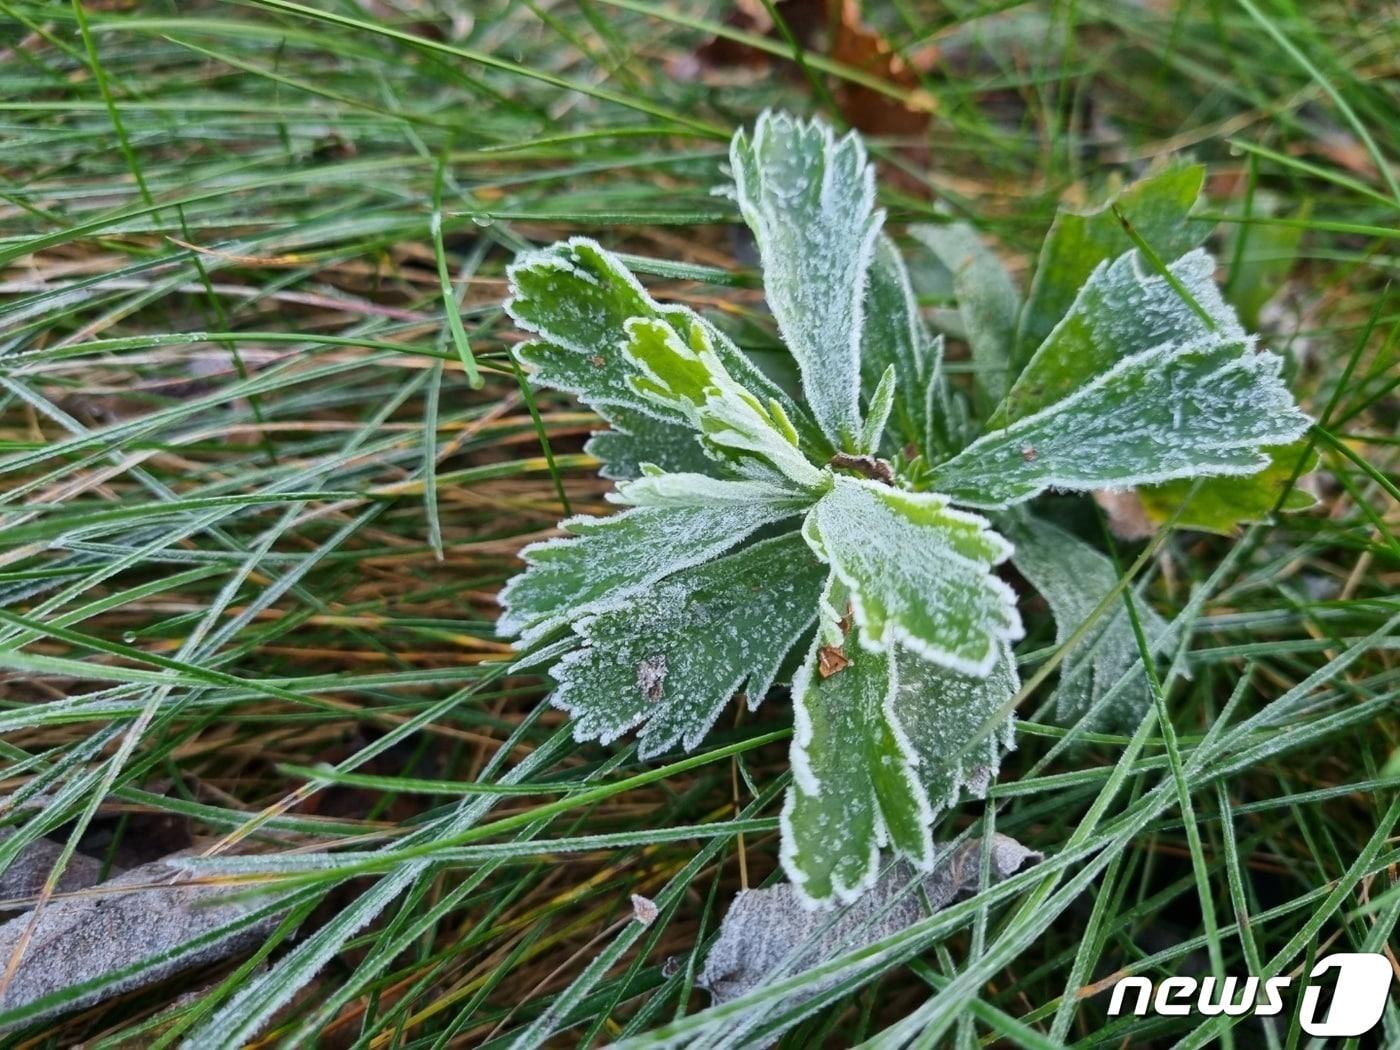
[0,853,286,1027]
[697,836,1041,1046]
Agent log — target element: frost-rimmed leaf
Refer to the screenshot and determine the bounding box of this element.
[860,234,940,451]
[1138,439,1319,534]
[1006,515,1167,728]
[551,533,824,758]
[620,315,825,489]
[910,222,1020,408]
[802,475,1021,676]
[927,339,1313,509]
[893,642,1018,810]
[994,248,1244,427]
[506,236,820,450]
[612,471,804,509]
[1015,164,1211,364]
[729,111,882,448]
[782,579,933,905]
[498,490,803,643]
[494,112,1318,920]
[859,365,897,456]
[585,405,715,482]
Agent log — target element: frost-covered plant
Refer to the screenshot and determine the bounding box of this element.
[498,112,1312,905]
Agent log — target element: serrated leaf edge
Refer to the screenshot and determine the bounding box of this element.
[729,110,884,447]
[934,336,1313,509]
[497,500,798,643]
[800,479,1023,677]
[549,585,818,760]
[781,625,937,907]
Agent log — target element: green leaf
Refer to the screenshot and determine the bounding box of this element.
[620,315,825,489]
[613,471,809,509]
[1015,165,1212,367]
[1137,440,1319,534]
[859,365,897,456]
[585,405,715,482]
[928,339,1313,509]
[894,643,1019,810]
[1226,198,1310,330]
[730,112,882,449]
[910,222,1020,408]
[993,249,1244,427]
[625,315,718,406]
[550,534,825,758]
[1006,515,1167,728]
[802,476,1021,676]
[498,490,802,643]
[507,236,817,446]
[860,234,941,452]
[925,353,971,460]
[782,582,933,904]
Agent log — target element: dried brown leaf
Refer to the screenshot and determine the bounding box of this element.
[0,833,107,916]
[698,835,1040,1043]
[686,0,824,76]
[1093,488,1158,541]
[830,0,936,136]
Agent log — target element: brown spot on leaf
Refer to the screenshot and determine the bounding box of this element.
[589,354,606,368]
[818,645,849,679]
[1020,444,1037,462]
[637,654,668,701]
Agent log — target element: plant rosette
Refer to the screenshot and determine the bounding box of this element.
[497,112,1313,906]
